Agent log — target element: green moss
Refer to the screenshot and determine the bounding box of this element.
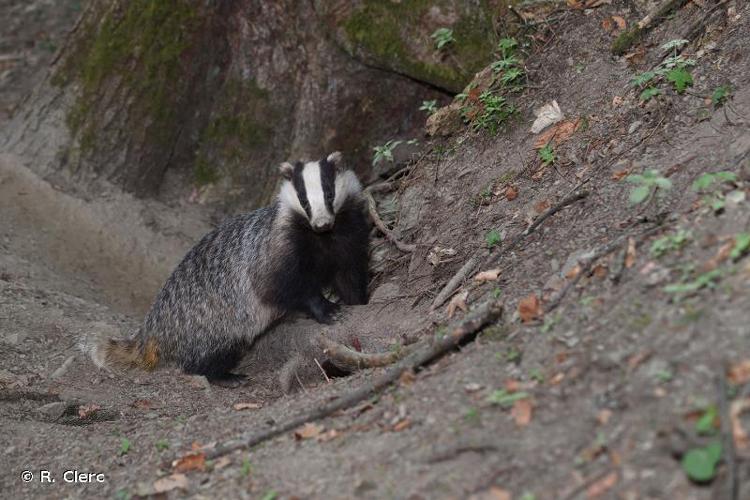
[63,0,198,151]
[193,156,219,186]
[342,1,497,92]
[611,27,643,56]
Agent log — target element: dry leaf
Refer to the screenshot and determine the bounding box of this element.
[317,429,340,442]
[233,402,263,411]
[611,169,630,181]
[512,399,533,427]
[611,95,624,107]
[601,17,613,31]
[549,372,565,385]
[627,350,651,371]
[474,269,501,283]
[533,200,551,215]
[592,264,608,279]
[399,370,416,386]
[611,15,626,30]
[393,419,412,432]
[597,409,613,425]
[703,239,735,272]
[625,237,636,268]
[132,399,154,410]
[505,185,519,201]
[505,379,521,392]
[531,100,564,134]
[518,293,543,323]
[153,473,189,493]
[586,471,618,498]
[565,264,582,280]
[531,168,545,181]
[173,452,206,473]
[728,360,750,385]
[428,246,457,266]
[213,456,232,470]
[533,118,581,148]
[730,398,750,450]
[294,422,324,440]
[78,404,101,419]
[447,290,469,318]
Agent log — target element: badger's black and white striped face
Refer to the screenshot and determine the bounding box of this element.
[278,152,362,233]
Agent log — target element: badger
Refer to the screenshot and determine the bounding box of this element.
[82,152,369,386]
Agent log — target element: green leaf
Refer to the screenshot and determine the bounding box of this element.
[119,438,131,455]
[711,85,731,107]
[661,39,689,51]
[709,195,726,212]
[654,177,673,190]
[715,171,738,182]
[692,173,715,191]
[260,490,278,500]
[682,442,722,482]
[731,233,750,260]
[695,405,717,435]
[486,229,502,248]
[539,145,555,165]
[487,389,529,407]
[629,185,651,205]
[631,71,656,87]
[666,68,693,93]
[625,174,645,184]
[640,87,661,101]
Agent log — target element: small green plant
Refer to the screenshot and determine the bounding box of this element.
[431,28,455,50]
[491,287,503,298]
[538,144,555,166]
[155,439,169,451]
[115,489,132,500]
[504,348,521,363]
[731,233,750,260]
[631,39,695,100]
[691,171,738,212]
[655,369,673,383]
[487,389,529,407]
[695,405,718,435]
[464,407,480,422]
[241,457,252,476]
[260,490,278,500]
[419,100,438,115]
[372,140,402,166]
[519,493,537,500]
[711,85,731,108]
[664,269,722,295]
[650,229,692,258]
[625,169,672,204]
[529,368,545,383]
[485,229,502,248]
[682,441,722,483]
[119,437,131,456]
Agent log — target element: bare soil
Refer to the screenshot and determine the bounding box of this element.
[2,1,750,499]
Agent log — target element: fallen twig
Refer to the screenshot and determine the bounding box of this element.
[364,190,416,253]
[546,224,663,311]
[431,190,589,310]
[197,300,503,463]
[717,371,738,500]
[315,333,419,370]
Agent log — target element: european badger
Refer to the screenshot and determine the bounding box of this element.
[83,152,369,385]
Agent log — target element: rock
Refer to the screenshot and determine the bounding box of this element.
[50,355,74,380]
[35,402,68,421]
[184,375,211,390]
[426,102,463,137]
[628,120,643,134]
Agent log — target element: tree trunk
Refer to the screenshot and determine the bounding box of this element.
[2,0,503,209]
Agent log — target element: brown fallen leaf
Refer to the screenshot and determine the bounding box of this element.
[518,293,543,323]
[611,95,624,107]
[78,404,101,419]
[474,269,501,283]
[392,419,412,432]
[533,199,551,215]
[586,471,618,498]
[611,15,626,30]
[153,473,189,493]
[565,264,582,279]
[592,264,608,279]
[731,398,750,450]
[173,451,206,473]
[549,372,565,385]
[531,168,546,181]
[233,402,263,411]
[597,409,613,425]
[505,185,519,200]
[512,398,533,427]
[132,399,155,410]
[702,238,735,272]
[317,429,340,442]
[625,237,636,268]
[446,290,469,318]
[213,456,232,470]
[398,370,416,386]
[611,169,630,181]
[533,118,581,149]
[294,422,324,440]
[728,360,750,385]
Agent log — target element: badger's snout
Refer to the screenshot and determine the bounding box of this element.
[311,219,334,233]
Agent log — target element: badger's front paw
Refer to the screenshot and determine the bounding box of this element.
[308,296,341,324]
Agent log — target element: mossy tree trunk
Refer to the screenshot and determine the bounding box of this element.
[2,0,504,209]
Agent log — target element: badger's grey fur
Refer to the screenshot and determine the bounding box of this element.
[83,152,369,385]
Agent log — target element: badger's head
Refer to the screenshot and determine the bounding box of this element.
[278,152,362,233]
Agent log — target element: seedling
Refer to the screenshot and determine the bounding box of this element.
[119,437,131,456]
[155,439,170,451]
[538,144,555,166]
[631,39,695,100]
[682,441,722,483]
[260,490,278,500]
[419,100,438,115]
[655,369,673,383]
[664,269,722,295]
[487,389,529,407]
[626,169,672,204]
[695,405,718,435]
[372,140,402,166]
[650,229,691,258]
[711,85,731,108]
[431,28,455,50]
[241,457,252,476]
[691,171,738,212]
[731,233,750,260]
[485,229,502,248]
[464,407,480,422]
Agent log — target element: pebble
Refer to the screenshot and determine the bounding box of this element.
[35,401,67,421]
[50,355,74,380]
[628,120,643,135]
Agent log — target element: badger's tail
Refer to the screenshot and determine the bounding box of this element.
[78,329,160,371]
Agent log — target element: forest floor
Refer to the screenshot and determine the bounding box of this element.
[2,1,750,499]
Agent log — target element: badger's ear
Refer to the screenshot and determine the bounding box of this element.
[326,151,343,169]
[279,162,294,180]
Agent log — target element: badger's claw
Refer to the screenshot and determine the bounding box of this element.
[308,296,340,324]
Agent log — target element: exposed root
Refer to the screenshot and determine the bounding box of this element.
[363,190,416,253]
[192,300,503,463]
[431,257,478,310]
[315,333,419,370]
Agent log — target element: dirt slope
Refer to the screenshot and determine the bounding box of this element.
[2,1,750,499]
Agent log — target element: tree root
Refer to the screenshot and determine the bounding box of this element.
[364,190,416,253]
[193,300,503,463]
[315,333,420,370]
